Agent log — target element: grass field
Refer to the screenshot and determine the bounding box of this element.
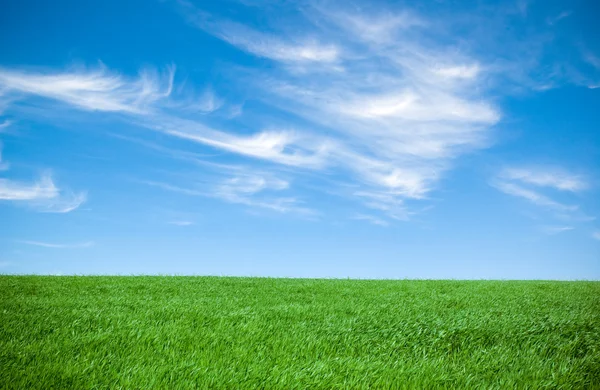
[1,277,599,389]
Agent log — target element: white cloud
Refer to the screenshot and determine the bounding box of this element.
[142,171,315,216]
[546,10,572,25]
[139,180,205,196]
[490,180,576,211]
[214,172,315,215]
[195,88,223,113]
[0,120,12,132]
[539,225,574,235]
[583,51,600,70]
[0,174,58,200]
[0,173,86,213]
[186,9,339,64]
[593,231,600,241]
[168,220,194,226]
[0,65,174,114]
[0,3,500,222]
[0,66,329,170]
[17,240,94,249]
[500,167,587,192]
[7,2,595,224]
[218,30,339,64]
[173,87,224,114]
[225,7,506,218]
[159,121,331,169]
[433,64,481,80]
[33,190,87,213]
[490,165,594,236]
[353,191,411,221]
[352,214,390,226]
[333,90,497,123]
[204,7,500,219]
[338,12,423,45]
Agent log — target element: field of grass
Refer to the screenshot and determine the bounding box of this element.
[1,277,599,389]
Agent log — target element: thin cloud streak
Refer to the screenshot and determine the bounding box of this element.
[140,172,316,216]
[352,214,390,227]
[491,180,577,211]
[184,7,340,64]
[0,120,12,132]
[0,174,58,200]
[490,164,595,236]
[0,65,175,114]
[500,167,588,192]
[539,225,574,235]
[17,240,95,249]
[168,220,194,226]
[0,173,86,213]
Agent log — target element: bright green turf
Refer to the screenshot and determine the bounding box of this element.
[1,277,599,389]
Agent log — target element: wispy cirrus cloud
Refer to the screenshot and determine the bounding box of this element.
[157,120,331,169]
[0,3,500,222]
[0,174,57,200]
[352,214,390,227]
[546,10,572,26]
[17,240,94,248]
[491,166,586,212]
[0,1,596,225]
[582,50,600,70]
[539,225,574,235]
[491,165,595,235]
[184,6,340,65]
[499,167,588,192]
[194,88,223,113]
[141,170,315,216]
[176,2,503,219]
[168,220,194,226]
[0,120,12,133]
[490,180,576,211]
[0,172,86,213]
[0,65,175,114]
[213,172,314,215]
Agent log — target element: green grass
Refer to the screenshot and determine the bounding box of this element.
[1,277,599,389]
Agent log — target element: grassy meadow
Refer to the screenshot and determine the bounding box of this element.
[0,276,599,389]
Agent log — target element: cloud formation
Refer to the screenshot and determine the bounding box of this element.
[352,214,390,227]
[141,170,315,216]
[0,120,12,133]
[539,225,574,235]
[0,65,174,114]
[491,165,596,236]
[168,220,194,226]
[17,240,94,249]
[491,166,586,212]
[0,1,597,225]
[499,167,588,192]
[0,172,86,213]
[185,8,340,65]
[178,2,503,218]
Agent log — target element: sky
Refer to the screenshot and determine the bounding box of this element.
[1,0,599,279]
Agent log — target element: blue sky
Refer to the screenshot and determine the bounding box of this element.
[1,0,599,279]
